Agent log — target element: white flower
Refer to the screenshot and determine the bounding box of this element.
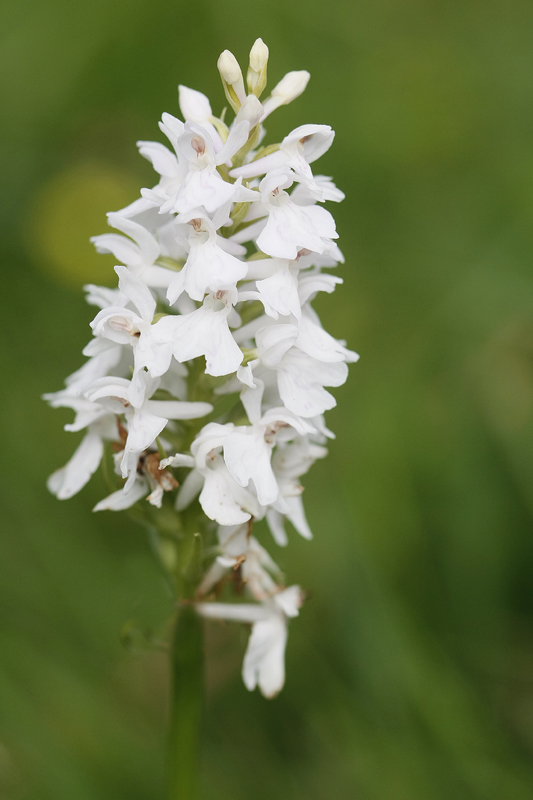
[255,259,301,319]
[170,123,257,215]
[47,424,109,500]
[275,349,349,418]
[256,170,338,260]
[197,585,303,698]
[266,438,327,545]
[261,71,310,119]
[250,322,355,417]
[84,375,212,492]
[178,85,224,150]
[91,213,176,288]
[167,212,247,303]
[197,523,281,599]
[61,337,125,395]
[296,307,359,363]
[231,124,335,200]
[169,288,244,377]
[136,117,188,212]
[93,450,179,512]
[163,423,260,526]
[291,174,345,204]
[91,266,186,407]
[223,405,314,506]
[93,476,150,512]
[44,389,119,499]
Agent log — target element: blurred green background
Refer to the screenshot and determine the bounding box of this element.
[2,0,533,797]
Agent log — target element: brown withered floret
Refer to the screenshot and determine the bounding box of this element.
[145,452,179,491]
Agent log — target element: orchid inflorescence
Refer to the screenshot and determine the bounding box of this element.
[45,39,357,698]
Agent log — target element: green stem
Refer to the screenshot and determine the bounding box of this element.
[168,603,204,800]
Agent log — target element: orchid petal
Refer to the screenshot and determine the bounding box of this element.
[115,266,156,322]
[93,479,148,511]
[47,432,104,500]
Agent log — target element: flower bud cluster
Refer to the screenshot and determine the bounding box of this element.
[45,40,357,697]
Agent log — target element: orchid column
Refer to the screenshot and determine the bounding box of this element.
[45,38,357,799]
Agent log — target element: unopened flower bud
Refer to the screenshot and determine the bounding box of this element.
[217,50,242,85]
[217,50,246,112]
[261,70,310,119]
[272,70,310,104]
[247,38,269,97]
[249,38,269,72]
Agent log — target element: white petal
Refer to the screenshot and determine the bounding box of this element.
[256,324,298,367]
[274,585,303,617]
[214,120,251,165]
[173,240,247,302]
[125,408,167,454]
[65,345,123,394]
[175,169,236,215]
[93,479,148,511]
[117,194,159,218]
[139,265,177,288]
[224,430,278,506]
[296,313,358,363]
[236,363,257,389]
[83,376,131,404]
[47,431,103,499]
[277,370,336,418]
[230,150,287,179]
[115,266,156,323]
[197,602,270,623]
[83,285,128,310]
[137,140,180,177]
[298,273,342,306]
[134,335,173,379]
[217,235,247,257]
[240,377,263,423]
[90,306,144,345]
[229,217,267,245]
[260,406,314,436]
[172,305,243,377]
[146,484,164,507]
[144,400,212,419]
[166,271,186,306]
[243,615,287,698]
[176,469,204,510]
[257,202,335,260]
[266,508,288,546]
[91,233,142,267]
[119,451,141,489]
[282,124,334,163]
[285,495,313,540]
[107,213,160,264]
[159,113,185,149]
[160,453,196,469]
[64,401,108,432]
[276,352,348,418]
[199,466,252,526]
[256,263,300,319]
[244,258,278,281]
[178,85,212,122]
